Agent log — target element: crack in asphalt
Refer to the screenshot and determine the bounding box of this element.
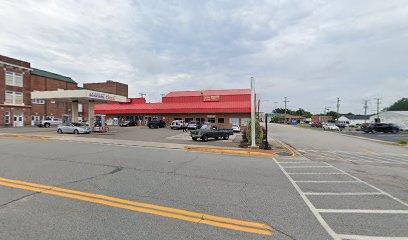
[0,166,123,210]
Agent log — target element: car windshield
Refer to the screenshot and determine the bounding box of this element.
[200,124,211,129]
[72,123,84,127]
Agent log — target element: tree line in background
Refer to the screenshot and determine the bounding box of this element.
[271,98,407,120]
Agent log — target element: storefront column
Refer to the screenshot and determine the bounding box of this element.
[71,102,78,123]
[88,101,95,126]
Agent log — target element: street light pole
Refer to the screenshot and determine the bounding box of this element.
[251,77,256,148]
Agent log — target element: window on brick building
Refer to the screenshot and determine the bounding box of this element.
[4,112,10,125]
[32,99,45,104]
[5,71,23,87]
[5,91,23,105]
[218,118,224,123]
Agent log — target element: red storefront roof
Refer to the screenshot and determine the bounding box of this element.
[95,101,250,115]
[165,89,251,97]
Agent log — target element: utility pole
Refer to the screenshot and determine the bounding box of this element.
[363,100,369,123]
[336,97,340,117]
[160,93,165,98]
[250,77,256,148]
[374,98,381,118]
[283,97,289,115]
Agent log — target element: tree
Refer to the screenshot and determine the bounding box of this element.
[326,111,340,119]
[385,98,408,111]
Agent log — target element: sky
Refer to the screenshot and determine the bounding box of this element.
[1,0,407,114]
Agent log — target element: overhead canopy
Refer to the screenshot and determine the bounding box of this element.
[31,89,127,103]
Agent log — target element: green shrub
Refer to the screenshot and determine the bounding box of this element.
[247,120,264,146]
[399,141,407,145]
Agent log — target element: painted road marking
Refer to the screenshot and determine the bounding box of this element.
[288,172,345,175]
[282,166,333,168]
[337,234,408,240]
[0,177,272,236]
[295,181,360,183]
[304,192,383,196]
[317,209,408,214]
[275,157,408,239]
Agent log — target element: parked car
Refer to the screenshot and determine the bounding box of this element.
[190,124,234,142]
[311,122,322,128]
[147,120,166,128]
[363,123,400,134]
[360,123,370,131]
[323,124,340,131]
[57,122,91,134]
[186,121,202,130]
[232,125,241,132]
[36,118,63,128]
[170,120,185,130]
[119,120,137,127]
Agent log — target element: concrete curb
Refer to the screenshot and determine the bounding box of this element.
[184,147,279,157]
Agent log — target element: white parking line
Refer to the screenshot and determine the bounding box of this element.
[329,164,408,208]
[295,181,360,183]
[273,158,340,240]
[304,192,383,196]
[277,161,312,163]
[282,166,333,168]
[337,234,408,240]
[288,172,344,175]
[317,209,408,214]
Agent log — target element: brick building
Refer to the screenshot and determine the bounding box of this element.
[30,68,78,124]
[95,89,252,127]
[84,80,128,97]
[0,55,32,127]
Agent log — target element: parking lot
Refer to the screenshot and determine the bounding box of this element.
[0,126,243,148]
[339,131,408,144]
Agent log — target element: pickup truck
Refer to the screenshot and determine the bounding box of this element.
[190,124,233,142]
[36,118,63,128]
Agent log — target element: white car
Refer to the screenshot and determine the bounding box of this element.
[323,124,340,131]
[57,122,91,134]
[170,120,185,129]
[232,125,241,132]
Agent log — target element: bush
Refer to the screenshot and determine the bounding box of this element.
[246,120,264,146]
[399,141,407,145]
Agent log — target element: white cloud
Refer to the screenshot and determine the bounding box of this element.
[0,0,407,114]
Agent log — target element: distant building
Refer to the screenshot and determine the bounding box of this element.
[84,80,128,98]
[369,111,408,130]
[311,115,333,123]
[337,114,370,126]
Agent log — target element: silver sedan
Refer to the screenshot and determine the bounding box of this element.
[57,123,91,134]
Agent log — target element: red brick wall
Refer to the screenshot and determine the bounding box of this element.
[84,81,128,98]
[30,75,77,120]
[0,56,32,126]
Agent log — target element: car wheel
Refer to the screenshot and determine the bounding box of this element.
[148,126,151,128]
[57,129,62,134]
[201,135,208,142]
[73,129,79,134]
[223,134,229,140]
[192,137,197,141]
[392,129,398,134]
[44,123,50,128]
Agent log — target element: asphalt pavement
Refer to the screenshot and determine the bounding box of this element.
[268,123,408,239]
[1,124,408,239]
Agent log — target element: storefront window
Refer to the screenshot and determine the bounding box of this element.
[208,117,215,123]
[218,118,224,123]
[185,118,193,123]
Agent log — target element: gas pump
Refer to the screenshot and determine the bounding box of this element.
[93,114,109,132]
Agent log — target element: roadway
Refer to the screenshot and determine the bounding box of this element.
[1,124,407,239]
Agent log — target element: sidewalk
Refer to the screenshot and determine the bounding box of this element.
[0,132,295,157]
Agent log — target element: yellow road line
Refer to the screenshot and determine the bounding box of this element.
[0,177,272,236]
[0,135,50,140]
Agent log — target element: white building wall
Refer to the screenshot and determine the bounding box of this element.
[369,111,408,130]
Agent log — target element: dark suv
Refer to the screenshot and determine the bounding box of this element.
[147,120,166,128]
[363,123,400,134]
